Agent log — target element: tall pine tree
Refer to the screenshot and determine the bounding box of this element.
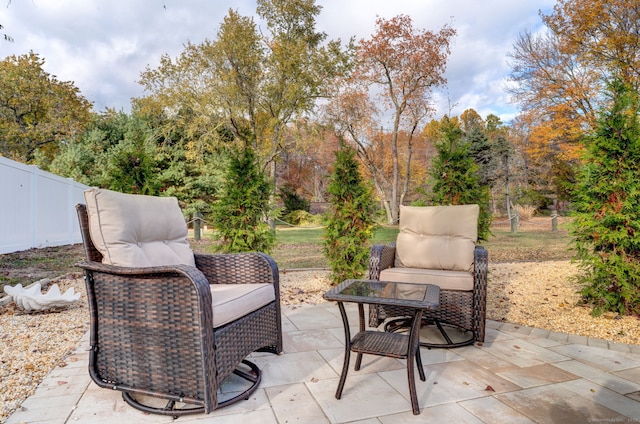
[427,117,492,240]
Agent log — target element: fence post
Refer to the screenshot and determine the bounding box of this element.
[510,212,519,233]
[30,165,39,247]
[551,213,558,232]
[194,212,202,241]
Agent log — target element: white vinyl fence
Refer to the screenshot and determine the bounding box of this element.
[0,156,89,254]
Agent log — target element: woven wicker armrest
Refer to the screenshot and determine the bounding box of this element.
[77,260,206,279]
[77,260,213,322]
[194,252,279,288]
[77,261,210,292]
[368,243,396,280]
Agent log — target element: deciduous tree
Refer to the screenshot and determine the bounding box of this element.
[136,1,353,182]
[0,52,92,163]
[508,0,640,204]
[325,15,455,224]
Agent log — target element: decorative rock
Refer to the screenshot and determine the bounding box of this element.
[3,283,80,311]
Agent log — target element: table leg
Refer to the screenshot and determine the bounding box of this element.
[416,344,426,382]
[335,301,351,399]
[407,309,424,415]
[355,304,365,371]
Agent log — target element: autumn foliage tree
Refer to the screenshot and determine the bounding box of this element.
[136,0,352,179]
[325,15,455,224]
[508,0,640,204]
[0,52,93,164]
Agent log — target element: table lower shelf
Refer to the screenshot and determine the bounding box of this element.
[351,331,411,359]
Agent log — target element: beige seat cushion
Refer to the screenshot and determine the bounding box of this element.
[210,283,275,328]
[84,188,195,267]
[380,267,473,291]
[395,204,478,272]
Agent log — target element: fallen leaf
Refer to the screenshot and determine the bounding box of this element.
[485,385,495,392]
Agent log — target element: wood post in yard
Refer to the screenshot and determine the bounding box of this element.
[194,212,202,241]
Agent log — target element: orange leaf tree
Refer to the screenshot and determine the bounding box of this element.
[325,15,455,224]
[508,0,640,205]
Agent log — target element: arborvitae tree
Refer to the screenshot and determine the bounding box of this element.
[427,116,492,240]
[279,183,311,216]
[212,146,275,253]
[324,144,376,285]
[102,117,160,195]
[572,80,640,316]
[466,126,494,187]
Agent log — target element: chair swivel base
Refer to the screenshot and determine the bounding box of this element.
[121,359,262,417]
[384,317,475,349]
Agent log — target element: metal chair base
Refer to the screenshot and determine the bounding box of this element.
[385,317,475,349]
[121,359,262,417]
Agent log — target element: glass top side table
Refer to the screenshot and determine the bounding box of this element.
[323,279,440,415]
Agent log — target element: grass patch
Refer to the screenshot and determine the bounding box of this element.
[0,244,85,293]
[0,219,575,288]
[271,225,399,269]
[482,229,574,262]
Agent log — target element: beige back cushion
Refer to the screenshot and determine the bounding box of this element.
[395,204,478,272]
[84,188,195,267]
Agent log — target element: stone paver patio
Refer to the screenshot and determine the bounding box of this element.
[6,302,640,423]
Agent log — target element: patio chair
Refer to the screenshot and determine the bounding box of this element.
[76,188,282,416]
[368,204,488,348]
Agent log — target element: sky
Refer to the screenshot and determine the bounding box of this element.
[0,0,556,123]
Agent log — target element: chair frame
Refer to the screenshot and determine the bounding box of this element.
[368,243,488,348]
[76,204,282,416]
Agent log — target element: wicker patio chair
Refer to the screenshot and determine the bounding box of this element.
[368,205,488,348]
[76,188,282,416]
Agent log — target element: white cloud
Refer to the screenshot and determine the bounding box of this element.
[0,0,556,121]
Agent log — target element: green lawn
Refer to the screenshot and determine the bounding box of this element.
[0,219,576,290]
[268,222,574,269]
[268,225,398,269]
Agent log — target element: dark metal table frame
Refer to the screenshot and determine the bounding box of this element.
[323,279,440,415]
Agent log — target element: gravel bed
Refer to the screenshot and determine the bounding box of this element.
[0,276,89,423]
[2,261,640,422]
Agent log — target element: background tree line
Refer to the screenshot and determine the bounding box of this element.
[3,0,640,313]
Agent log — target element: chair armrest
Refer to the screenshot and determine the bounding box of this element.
[473,245,488,289]
[77,260,211,291]
[77,260,215,354]
[473,245,488,340]
[77,261,212,308]
[194,252,280,288]
[368,243,396,280]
